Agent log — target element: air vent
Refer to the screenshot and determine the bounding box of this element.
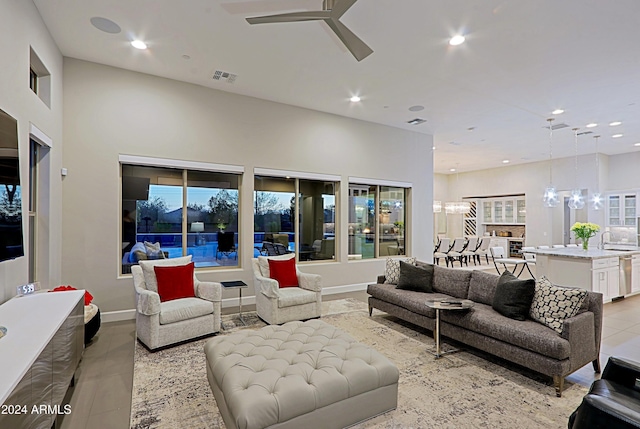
[407,118,426,125]
[212,70,237,84]
[543,122,569,130]
[577,131,593,136]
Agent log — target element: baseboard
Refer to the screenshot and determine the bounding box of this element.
[102,309,136,322]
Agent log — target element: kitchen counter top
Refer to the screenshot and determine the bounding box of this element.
[530,247,640,260]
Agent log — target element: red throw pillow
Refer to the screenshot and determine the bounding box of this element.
[153,262,196,302]
[268,258,298,288]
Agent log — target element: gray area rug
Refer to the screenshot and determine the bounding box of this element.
[130,298,587,429]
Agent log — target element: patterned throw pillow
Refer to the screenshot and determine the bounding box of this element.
[529,276,587,334]
[384,257,417,284]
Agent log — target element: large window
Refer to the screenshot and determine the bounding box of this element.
[349,182,409,258]
[254,174,337,261]
[121,163,240,274]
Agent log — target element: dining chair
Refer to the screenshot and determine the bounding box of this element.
[433,237,451,266]
[446,238,467,267]
[490,246,532,277]
[461,236,479,266]
[474,237,492,264]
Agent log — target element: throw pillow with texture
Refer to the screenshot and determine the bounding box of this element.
[492,271,535,321]
[153,262,195,302]
[268,258,298,288]
[144,241,165,259]
[385,257,417,284]
[397,261,434,293]
[529,276,588,334]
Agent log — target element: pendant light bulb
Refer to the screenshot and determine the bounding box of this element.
[568,128,585,210]
[590,135,602,210]
[543,119,559,207]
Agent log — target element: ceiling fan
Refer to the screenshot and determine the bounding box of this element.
[246,0,373,62]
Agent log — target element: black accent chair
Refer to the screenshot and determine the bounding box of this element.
[568,356,640,429]
[216,231,237,260]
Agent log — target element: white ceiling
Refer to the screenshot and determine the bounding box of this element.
[33,0,640,174]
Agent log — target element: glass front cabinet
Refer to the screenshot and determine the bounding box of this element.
[480,197,526,224]
[606,193,637,226]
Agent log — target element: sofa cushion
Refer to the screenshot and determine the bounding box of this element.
[397,261,433,293]
[441,303,571,360]
[368,283,450,318]
[468,270,500,305]
[385,257,417,284]
[433,265,472,299]
[530,277,588,334]
[277,287,317,308]
[492,271,535,321]
[159,297,214,325]
[139,255,193,293]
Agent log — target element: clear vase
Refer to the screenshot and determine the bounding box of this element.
[582,240,589,251]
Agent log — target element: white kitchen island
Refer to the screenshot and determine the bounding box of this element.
[532,247,640,302]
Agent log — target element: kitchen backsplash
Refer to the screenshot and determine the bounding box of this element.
[483,224,526,238]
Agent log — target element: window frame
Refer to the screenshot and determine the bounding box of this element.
[348,177,411,259]
[119,155,244,276]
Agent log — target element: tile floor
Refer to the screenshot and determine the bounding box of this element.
[56,278,640,429]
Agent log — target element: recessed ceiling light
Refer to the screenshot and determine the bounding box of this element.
[612,134,623,138]
[131,40,148,50]
[634,143,640,147]
[609,121,622,126]
[182,54,191,60]
[552,109,564,115]
[467,127,476,131]
[90,17,121,34]
[350,95,361,103]
[449,35,465,46]
[450,168,456,172]
[502,160,510,164]
[586,123,598,128]
[408,105,424,112]
[432,146,436,150]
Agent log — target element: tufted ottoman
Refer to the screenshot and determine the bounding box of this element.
[204,319,399,429]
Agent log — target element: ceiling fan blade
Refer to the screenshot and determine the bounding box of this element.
[325,18,373,61]
[246,11,330,24]
[330,0,358,19]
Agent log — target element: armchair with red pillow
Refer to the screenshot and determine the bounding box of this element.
[131,256,222,351]
[252,254,322,325]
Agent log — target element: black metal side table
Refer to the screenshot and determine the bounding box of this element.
[221,281,248,326]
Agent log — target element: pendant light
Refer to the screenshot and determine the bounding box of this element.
[543,118,559,207]
[590,135,603,210]
[445,165,470,214]
[568,128,585,209]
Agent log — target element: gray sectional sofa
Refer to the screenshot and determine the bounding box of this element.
[367,263,603,397]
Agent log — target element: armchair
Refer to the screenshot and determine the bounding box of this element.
[252,254,322,324]
[131,255,222,350]
[569,356,640,429]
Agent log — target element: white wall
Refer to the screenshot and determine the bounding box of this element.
[0,1,64,304]
[607,151,640,192]
[62,58,434,314]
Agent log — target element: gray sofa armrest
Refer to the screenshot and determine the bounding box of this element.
[298,271,321,292]
[137,288,161,316]
[195,280,222,302]
[561,311,597,371]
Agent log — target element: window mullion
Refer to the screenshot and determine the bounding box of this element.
[182,169,188,256]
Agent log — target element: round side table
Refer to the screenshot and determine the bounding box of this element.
[425,299,474,359]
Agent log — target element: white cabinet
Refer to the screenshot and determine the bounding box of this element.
[606,193,637,226]
[591,257,620,301]
[632,254,640,294]
[480,197,526,224]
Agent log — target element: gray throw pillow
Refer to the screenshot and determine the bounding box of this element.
[396,261,434,293]
[492,271,535,321]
